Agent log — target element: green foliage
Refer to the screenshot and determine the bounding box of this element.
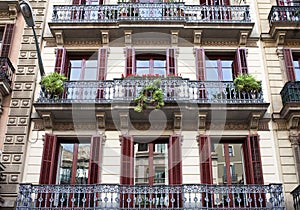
[233,74,261,92]
[134,79,165,112]
[40,72,67,99]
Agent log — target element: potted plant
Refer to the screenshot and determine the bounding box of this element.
[233,73,261,98]
[40,72,67,99]
[134,79,165,112]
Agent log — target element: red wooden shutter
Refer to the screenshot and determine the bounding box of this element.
[283,48,296,81]
[223,0,230,5]
[167,48,176,75]
[54,48,69,78]
[120,135,134,185]
[73,0,83,4]
[125,48,135,76]
[233,48,248,76]
[98,48,108,80]
[198,135,212,184]
[200,0,206,4]
[168,135,182,185]
[195,48,206,80]
[1,24,15,57]
[39,134,58,184]
[88,135,103,184]
[243,134,264,184]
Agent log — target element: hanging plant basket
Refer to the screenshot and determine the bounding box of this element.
[134,79,165,112]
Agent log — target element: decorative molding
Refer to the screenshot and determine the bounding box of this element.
[289,134,299,145]
[131,121,173,130]
[124,30,132,45]
[276,48,284,60]
[8,4,17,19]
[33,119,44,131]
[120,112,129,130]
[54,30,64,46]
[101,30,109,45]
[208,122,248,130]
[0,11,9,18]
[194,30,202,45]
[249,113,261,130]
[174,112,182,130]
[202,40,239,46]
[96,112,106,130]
[275,31,286,46]
[198,112,207,131]
[258,120,270,131]
[276,119,288,131]
[289,115,300,130]
[286,41,300,47]
[42,113,53,129]
[239,31,249,46]
[133,39,169,46]
[65,40,101,47]
[171,30,179,45]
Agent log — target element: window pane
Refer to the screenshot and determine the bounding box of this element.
[70,60,82,80]
[153,68,166,76]
[76,144,90,184]
[58,144,74,184]
[153,60,166,67]
[137,60,150,67]
[222,68,233,81]
[84,68,97,80]
[136,68,150,75]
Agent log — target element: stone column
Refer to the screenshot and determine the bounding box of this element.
[0,0,47,208]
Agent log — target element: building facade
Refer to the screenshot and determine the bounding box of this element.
[0,0,300,209]
[0,0,22,207]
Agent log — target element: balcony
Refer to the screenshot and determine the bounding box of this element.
[49,3,253,43]
[16,183,284,209]
[267,6,300,39]
[291,185,300,210]
[33,78,269,129]
[279,81,300,121]
[0,57,15,96]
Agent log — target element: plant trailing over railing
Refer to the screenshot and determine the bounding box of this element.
[40,72,67,99]
[233,73,261,92]
[134,79,164,112]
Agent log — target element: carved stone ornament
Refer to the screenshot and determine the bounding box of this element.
[249,113,261,130]
[42,113,53,129]
[174,112,182,130]
[198,112,207,131]
[194,30,202,45]
[96,112,106,129]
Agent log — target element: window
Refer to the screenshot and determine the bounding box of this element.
[125,48,176,76]
[205,55,234,81]
[54,48,108,81]
[283,49,300,81]
[196,48,248,81]
[136,56,166,76]
[39,134,103,185]
[0,24,14,57]
[199,135,263,185]
[58,143,90,185]
[121,135,182,208]
[228,145,234,156]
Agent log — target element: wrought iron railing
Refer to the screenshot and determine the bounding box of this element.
[16,183,284,209]
[280,81,300,105]
[36,79,265,104]
[291,185,300,210]
[52,3,251,23]
[0,57,15,85]
[268,6,300,26]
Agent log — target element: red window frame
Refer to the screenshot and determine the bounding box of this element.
[198,134,264,185]
[125,48,177,76]
[0,24,15,57]
[283,48,300,81]
[54,48,108,81]
[73,0,103,5]
[39,134,103,185]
